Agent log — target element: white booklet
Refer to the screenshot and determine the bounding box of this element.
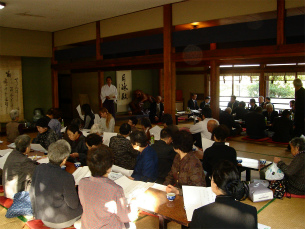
[112,165,133,177]
[201,138,229,152]
[0,151,13,169]
[114,176,153,199]
[37,157,50,164]
[30,144,47,153]
[0,149,13,157]
[72,166,92,185]
[182,186,216,221]
[103,132,118,146]
[149,125,162,141]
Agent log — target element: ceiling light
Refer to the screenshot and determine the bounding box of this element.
[0,2,6,9]
[234,64,260,67]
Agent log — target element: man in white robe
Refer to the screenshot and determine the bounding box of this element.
[100,77,118,118]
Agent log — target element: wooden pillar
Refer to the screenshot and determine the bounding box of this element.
[259,64,266,98]
[277,0,285,45]
[96,21,104,108]
[163,4,175,119]
[159,69,164,98]
[51,32,59,108]
[210,60,220,120]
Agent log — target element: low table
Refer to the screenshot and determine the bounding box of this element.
[237,157,272,181]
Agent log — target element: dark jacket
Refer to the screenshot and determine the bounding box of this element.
[219,111,241,135]
[272,116,293,143]
[69,133,88,165]
[151,140,176,184]
[245,111,266,139]
[149,102,164,123]
[233,106,248,120]
[202,142,237,186]
[263,110,279,124]
[199,101,209,110]
[32,128,58,150]
[83,113,95,129]
[248,104,257,111]
[30,163,83,224]
[109,135,138,170]
[2,149,36,199]
[188,99,199,110]
[294,87,305,136]
[227,100,239,112]
[190,195,257,229]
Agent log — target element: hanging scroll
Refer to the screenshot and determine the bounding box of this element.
[116,70,132,112]
[0,56,24,122]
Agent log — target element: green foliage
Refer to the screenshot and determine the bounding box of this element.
[246,82,259,97]
[247,81,294,98]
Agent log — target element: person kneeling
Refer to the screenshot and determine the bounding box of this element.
[78,146,130,229]
[30,140,82,228]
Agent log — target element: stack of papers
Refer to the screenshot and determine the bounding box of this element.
[30,144,47,153]
[112,165,133,177]
[37,157,49,164]
[151,183,167,192]
[149,125,162,141]
[182,186,216,221]
[72,166,92,185]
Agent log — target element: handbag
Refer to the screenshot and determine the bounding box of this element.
[265,163,284,181]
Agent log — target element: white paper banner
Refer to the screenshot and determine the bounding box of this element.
[116,70,132,112]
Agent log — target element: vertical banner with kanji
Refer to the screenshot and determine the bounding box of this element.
[116,70,132,112]
[0,56,24,122]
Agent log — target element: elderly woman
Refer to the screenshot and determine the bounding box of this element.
[190,161,257,228]
[164,130,205,195]
[274,137,305,195]
[109,123,138,170]
[99,107,115,133]
[32,117,58,150]
[78,146,130,229]
[6,109,23,142]
[30,140,82,228]
[2,135,36,199]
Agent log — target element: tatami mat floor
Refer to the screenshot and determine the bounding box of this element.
[1,120,304,229]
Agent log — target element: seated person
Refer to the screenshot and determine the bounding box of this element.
[90,123,103,135]
[187,93,199,110]
[202,125,237,186]
[78,146,130,229]
[190,161,257,229]
[67,124,88,165]
[149,96,164,124]
[109,123,138,170]
[128,116,138,132]
[274,137,305,195]
[164,130,205,195]
[140,117,152,140]
[46,108,62,138]
[200,96,211,110]
[248,98,257,111]
[30,140,83,228]
[85,133,103,150]
[244,107,266,139]
[219,107,242,136]
[63,118,83,142]
[258,96,265,108]
[263,103,278,124]
[99,107,115,133]
[289,100,295,114]
[264,97,274,109]
[272,109,293,143]
[151,128,176,184]
[32,117,58,150]
[2,135,36,199]
[129,131,158,182]
[6,109,23,142]
[233,101,248,120]
[190,107,219,148]
[227,95,239,113]
[81,104,95,129]
[162,113,179,133]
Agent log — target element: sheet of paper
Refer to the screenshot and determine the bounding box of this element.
[76,104,85,120]
[0,140,3,143]
[182,186,216,221]
[258,223,271,229]
[0,151,12,169]
[0,149,13,156]
[61,127,66,133]
[108,172,123,181]
[112,165,133,177]
[149,125,162,141]
[191,110,200,114]
[37,157,49,164]
[81,129,91,137]
[151,183,167,192]
[7,143,16,148]
[114,176,153,199]
[202,138,229,152]
[30,144,47,153]
[103,132,118,146]
[177,111,185,114]
[72,166,92,185]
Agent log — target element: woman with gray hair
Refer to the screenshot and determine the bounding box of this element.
[274,137,305,195]
[6,109,23,142]
[30,140,83,228]
[2,134,36,199]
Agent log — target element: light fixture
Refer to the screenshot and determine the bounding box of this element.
[0,2,6,9]
[191,22,199,29]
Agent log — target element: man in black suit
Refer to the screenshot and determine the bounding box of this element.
[151,128,176,184]
[233,101,248,120]
[227,95,239,112]
[200,96,211,109]
[245,107,266,139]
[272,109,293,143]
[149,96,164,123]
[187,93,199,110]
[219,107,242,136]
[293,78,305,136]
[248,98,257,111]
[263,103,278,124]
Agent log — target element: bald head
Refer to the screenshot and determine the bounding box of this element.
[207,119,219,133]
